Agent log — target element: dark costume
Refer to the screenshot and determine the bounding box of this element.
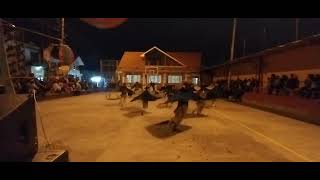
[164,84,194,131]
[192,86,207,115]
[130,87,161,114]
[160,85,176,107]
[119,84,134,107]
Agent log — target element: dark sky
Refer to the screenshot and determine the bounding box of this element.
[6,18,320,71]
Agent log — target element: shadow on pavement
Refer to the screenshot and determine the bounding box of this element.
[184,113,208,119]
[120,106,151,117]
[104,103,120,107]
[105,97,121,100]
[120,106,141,111]
[156,103,173,109]
[123,110,151,117]
[146,120,192,139]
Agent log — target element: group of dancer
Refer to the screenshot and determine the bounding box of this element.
[108,81,218,132]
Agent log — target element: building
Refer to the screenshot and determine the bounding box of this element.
[117,46,202,85]
[200,34,320,125]
[67,56,84,80]
[2,27,43,80]
[201,34,320,89]
[100,59,119,83]
[24,42,45,80]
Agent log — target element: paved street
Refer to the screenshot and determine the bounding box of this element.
[36,92,320,162]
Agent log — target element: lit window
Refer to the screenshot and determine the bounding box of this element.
[168,75,182,84]
[148,75,161,83]
[192,78,199,85]
[126,75,141,83]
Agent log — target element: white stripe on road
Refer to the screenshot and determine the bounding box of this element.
[212,109,313,162]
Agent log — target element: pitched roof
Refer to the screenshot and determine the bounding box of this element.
[141,46,185,66]
[118,48,202,72]
[167,52,202,71]
[118,52,145,71]
[72,56,84,66]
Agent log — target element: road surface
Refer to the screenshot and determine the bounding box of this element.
[36,92,320,162]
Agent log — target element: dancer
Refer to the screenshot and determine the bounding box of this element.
[159,84,176,108]
[164,82,194,132]
[192,85,207,116]
[130,85,161,115]
[119,83,133,108]
[205,82,217,107]
[105,80,113,99]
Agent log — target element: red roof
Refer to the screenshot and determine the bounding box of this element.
[118,48,202,72]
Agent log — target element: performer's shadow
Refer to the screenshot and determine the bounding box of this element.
[121,106,151,117]
[156,103,174,109]
[106,97,121,100]
[104,103,120,107]
[184,113,208,119]
[146,120,192,139]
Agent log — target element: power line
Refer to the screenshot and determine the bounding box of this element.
[1,19,62,42]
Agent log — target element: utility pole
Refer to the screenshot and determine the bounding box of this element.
[263,27,267,49]
[243,39,246,57]
[230,18,237,61]
[61,18,64,44]
[295,18,300,40]
[60,18,65,66]
[228,18,237,89]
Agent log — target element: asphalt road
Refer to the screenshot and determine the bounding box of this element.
[36,92,320,162]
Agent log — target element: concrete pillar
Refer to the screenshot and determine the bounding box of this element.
[122,73,127,83]
[163,73,167,84]
[142,73,146,85]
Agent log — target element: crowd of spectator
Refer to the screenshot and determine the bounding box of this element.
[105,73,320,102]
[267,73,320,99]
[13,73,91,97]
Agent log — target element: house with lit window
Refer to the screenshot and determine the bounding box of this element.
[117,46,202,86]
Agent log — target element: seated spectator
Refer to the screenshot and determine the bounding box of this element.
[229,83,244,101]
[279,75,289,95]
[82,80,89,91]
[268,74,276,95]
[311,74,320,99]
[73,79,82,96]
[287,74,299,95]
[52,79,62,93]
[273,75,281,95]
[246,79,251,92]
[299,74,313,98]
[254,78,260,92]
[249,78,255,92]
[293,74,300,90]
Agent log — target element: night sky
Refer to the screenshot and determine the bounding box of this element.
[6,18,320,70]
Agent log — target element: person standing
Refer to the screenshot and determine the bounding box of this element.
[119,83,129,108]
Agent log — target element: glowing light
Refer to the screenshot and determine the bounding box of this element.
[34,66,43,71]
[90,76,102,83]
